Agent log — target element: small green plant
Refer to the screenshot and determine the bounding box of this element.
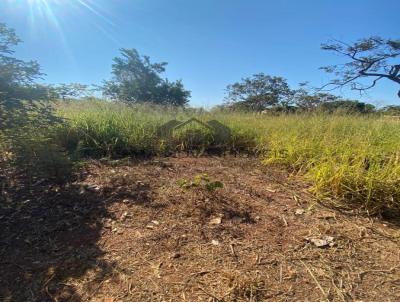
[176,174,224,192]
[176,178,190,189]
[206,181,224,191]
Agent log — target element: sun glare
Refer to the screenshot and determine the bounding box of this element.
[12,0,118,64]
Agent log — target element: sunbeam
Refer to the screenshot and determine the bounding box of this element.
[14,0,115,33]
[10,0,119,62]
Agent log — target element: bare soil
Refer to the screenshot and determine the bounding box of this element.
[1,156,399,302]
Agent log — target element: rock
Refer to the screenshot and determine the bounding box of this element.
[211,240,220,246]
[120,211,129,221]
[86,184,101,192]
[307,236,335,248]
[316,211,336,220]
[295,209,305,215]
[209,217,222,225]
[171,252,181,259]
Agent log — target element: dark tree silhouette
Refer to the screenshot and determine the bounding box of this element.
[320,37,400,98]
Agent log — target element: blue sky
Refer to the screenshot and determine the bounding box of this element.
[1,0,399,107]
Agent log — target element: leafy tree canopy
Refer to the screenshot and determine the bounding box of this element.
[224,73,294,111]
[318,99,375,114]
[53,83,89,100]
[380,105,400,116]
[103,48,190,106]
[0,23,48,101]
[0,23,59,132]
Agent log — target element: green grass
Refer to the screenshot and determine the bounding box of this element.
[55,100,260,156]
[5,99,400,215]
[258,115,400,214]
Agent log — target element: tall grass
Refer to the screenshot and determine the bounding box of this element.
[258,115,400,214]
[52,100,400,214]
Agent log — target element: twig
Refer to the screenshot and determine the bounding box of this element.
[280,215,288,227]
[358,267,397,280]
[43,272,56,302]
[198,286,221,301]
[300,260,328,299]
[229,243,236,257]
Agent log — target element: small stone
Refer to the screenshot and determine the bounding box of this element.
[120,211,129,221]
[171,252,181,259]
[295,209,305,215]
[151,220,160,225]
[86,184,101,192]
[211,240,220,246]
[316,211,336,220]
[209,217,222,225]
[307,236,335,248]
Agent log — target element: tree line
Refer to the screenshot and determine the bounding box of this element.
[1,22,399,116]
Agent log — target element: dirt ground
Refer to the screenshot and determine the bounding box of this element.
[1,156,400,302]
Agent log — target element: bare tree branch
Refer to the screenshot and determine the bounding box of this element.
[320,36,400,98]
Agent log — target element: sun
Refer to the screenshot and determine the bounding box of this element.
[9,0,118,50]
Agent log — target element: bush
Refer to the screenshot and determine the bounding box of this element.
[0,100,73,185]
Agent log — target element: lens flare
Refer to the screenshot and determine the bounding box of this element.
[14,0,120,62]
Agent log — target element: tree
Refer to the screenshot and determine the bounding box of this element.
[103,48,190,106]
[293,83,338,111]
[0,23,58,131]
[224,73,294,111]
[294,90,338,111]
[380,105,400,116]
[320,36,400,98]
[54,83,88,100]
[0,23,45,101]
[318,99,375,114]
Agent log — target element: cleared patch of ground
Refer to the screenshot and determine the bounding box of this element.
[1,156,399,301]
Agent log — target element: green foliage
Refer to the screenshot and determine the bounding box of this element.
[206,181,224,192]
[380,105,400,116]
[294,88,338,111]
[56,100,243,156]
[11,135,73,184]
[0,23,48,101]
[53,83,89,100]
[0,23,60,140]
[103,48,190,106]
[225,73,294,111]
[318,99,376,114]
[261,115,400,214]
[0,23,72,185]
[177,174,224,191]
[172,123,215,153]
[3,98,399,214]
